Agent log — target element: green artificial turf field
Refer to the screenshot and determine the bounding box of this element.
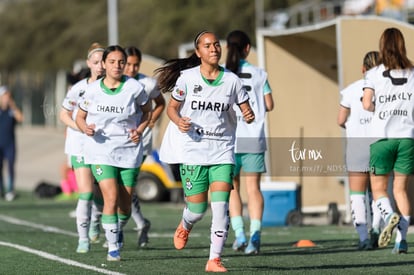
[0,191,413,274]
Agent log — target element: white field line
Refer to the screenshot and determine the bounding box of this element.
[0,214,202,273]
[0,241,126,275]
[0,214,202,238]
[0,214,77,237]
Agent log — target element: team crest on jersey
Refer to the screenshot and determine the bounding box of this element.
[95,166,103,176]
[174,88,184,97]
[185,178,193,190]
[193,85,202,93]
[69,100,77,107]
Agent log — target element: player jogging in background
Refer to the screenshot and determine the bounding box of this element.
[60,42,105,253]
[363,27,414,254]
[225,30,274,255]
[337,51,382,250]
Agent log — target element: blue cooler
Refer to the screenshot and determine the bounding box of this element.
[261,181,302,226]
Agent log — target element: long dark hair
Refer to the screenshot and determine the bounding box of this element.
[102,45,127,63]
[225,30,251,74]
[154,31,214,93]
[379,28,413,70]
[125,46,142,61]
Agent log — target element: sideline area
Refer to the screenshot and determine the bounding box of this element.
[15,126,65,193]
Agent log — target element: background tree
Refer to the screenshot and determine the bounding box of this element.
[0,0,290,71]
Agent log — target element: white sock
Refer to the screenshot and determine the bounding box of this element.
[131,192,145,228]
[370,200,382,232]
[209,201,229,260]
[76,199,92,241]
[350,194,368,241]
[395,215,410,243]
[90,201,102,226]
[375,197,394,222]
[182,207,204,231]
[102,222,118,252]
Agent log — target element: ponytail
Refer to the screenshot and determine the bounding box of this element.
[155,53,201,93]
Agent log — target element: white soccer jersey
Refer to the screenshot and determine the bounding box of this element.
[340,78,373,172]
[364,64,414,140]
[340,79,373,138]
[61,78,88,156]
[135,73,161,156]
[160,66,249,165]
[79,76,149,168]
[233,60,271,153]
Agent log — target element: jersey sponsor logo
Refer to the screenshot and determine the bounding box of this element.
[190,100,230,112]
[96,105,125,113]
[378,109,408,120]
[193,85,202,93]
[79,90,85,97]
[378,92,412,103]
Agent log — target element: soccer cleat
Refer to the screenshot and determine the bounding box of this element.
[392,240,408,254]
[245,231,261,255]
[205,257,227,272]
[76,240,90,253]
[107,249,121,261]
[369,228,380,249]
[174,221,190,250]
[137,219,151,248]
[378,213,400,248]
[88,221,101,244]
[118,230,124,249]
[232,233,247,252]
[358,239,373,250]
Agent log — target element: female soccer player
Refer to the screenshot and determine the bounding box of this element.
[156,31,255,272]
[363,27,414,254]
[225,30,274,255]
[60,42,104,253]
[124,46,165,247]
[338,51,382,250]
[76,45,151,261]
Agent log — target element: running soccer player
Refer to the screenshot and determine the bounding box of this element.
[225,30,274,255]
[338,51,382,250]
[76,45,151,261]
[60,42,105,253]
[362,27,414,254]
[156,31,255,272]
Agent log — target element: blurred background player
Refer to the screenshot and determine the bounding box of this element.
[60,42,105,253]
[225,30,274,255]
[337,51,382,250]
[0,85,24,201]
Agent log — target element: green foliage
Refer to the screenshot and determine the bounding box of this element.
[0,0,290,71]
